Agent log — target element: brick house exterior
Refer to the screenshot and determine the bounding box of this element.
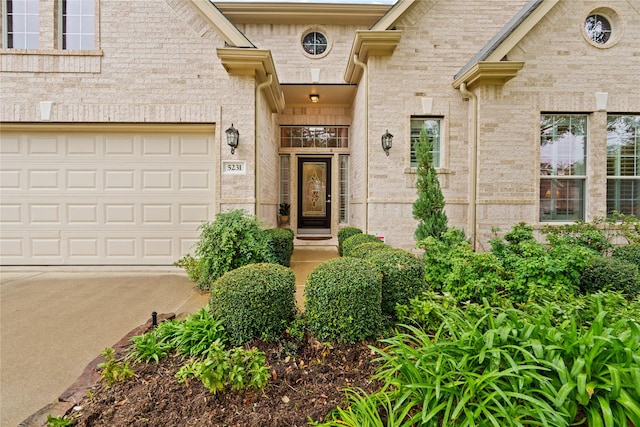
[1,0,638,264]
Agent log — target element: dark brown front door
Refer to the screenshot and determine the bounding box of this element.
[298,157,331,229]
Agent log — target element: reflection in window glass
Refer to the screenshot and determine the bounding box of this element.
[62,0,94,50]
[5,0,39,49]
[339,155,349,223]
[280,126,348,149]
[607,115,640,217]
[540,114,587,221]
[410,118,441,168]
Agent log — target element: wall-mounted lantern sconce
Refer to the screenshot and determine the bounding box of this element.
[309,94,320,103]
[225,123,239,154]
[381,129,393,156]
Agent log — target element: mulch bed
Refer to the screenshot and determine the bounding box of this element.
[71,334,381,427]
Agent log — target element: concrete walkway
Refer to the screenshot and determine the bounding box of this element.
[0,244,337,427]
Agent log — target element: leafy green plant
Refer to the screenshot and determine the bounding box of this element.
[263,227,295,267]
[278,202,290,216]
[337,226,362,256]
[541,220,612,254]
[210,263,296,345]
[364,248,425,318]
[176,341,269,394]
[579,256,640,296]
[46,414,75,427]
[341,233,384,258]
[413,128,447,241]
[127,329,173,363]
[193,209,276,290]
[346,241,393,259]
[305,257,382,343]
[97,347,134,388]
[169,308,227,357]
[612,243,640,268]
[287,315,307,342]
[173,253,202,282]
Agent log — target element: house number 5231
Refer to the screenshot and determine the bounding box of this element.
[222,161,246,174]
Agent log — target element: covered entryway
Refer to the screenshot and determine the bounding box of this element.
[297,157,332,232]
[0,124,216,265]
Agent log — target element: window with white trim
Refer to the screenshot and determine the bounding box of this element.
[60,0,94,50]
[3,0,39,49]
[279,155,290,205]
[607,115,640,217]
[410,117,441,168]
[540,114,587,221]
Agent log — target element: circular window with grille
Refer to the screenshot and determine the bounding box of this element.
[582,8,621,48]
[301,29,331,58]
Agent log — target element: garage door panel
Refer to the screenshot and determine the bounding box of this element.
[0,128,215,265]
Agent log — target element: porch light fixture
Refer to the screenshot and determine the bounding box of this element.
[225,123,239,154]
[381,129,393,156]
[309,94,320,103]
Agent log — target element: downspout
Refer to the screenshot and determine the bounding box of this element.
[353,54,369,233]
[255,73,273,219]
[459,82,478,250]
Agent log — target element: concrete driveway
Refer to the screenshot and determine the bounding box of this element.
[0,267,209,427]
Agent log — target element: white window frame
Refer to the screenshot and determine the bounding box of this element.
[410,117,442,168]
[539,114,588,222]
[606,114,640,218]
[2,0,39,49]
[58,0,95,50]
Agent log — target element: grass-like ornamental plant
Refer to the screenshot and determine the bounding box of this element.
[304,257,382,343]
[341,233,385,258]
[337,226,362,256]
[320,296,640,427]
[364,248,425,318]
[263,227,295,267]
[97,348,134,389]
[210,263,296,345]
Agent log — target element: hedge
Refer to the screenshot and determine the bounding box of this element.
[342,233,385,257]
[264,228,295,267]
[579,256,640,297]
[338,227,363,256]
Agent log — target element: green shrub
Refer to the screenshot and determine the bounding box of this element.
[341,233,384,257]
[193,210,276,290]
[579,256,640,296]
[173,253,202,282]
[210,263,296,345]
[542,220,611,254]
[263,227,294,267]
[612,243,640,268]
[304,257,382,343]
[364,249,425,318]
[337,226,362,256]
[346,241,393,259]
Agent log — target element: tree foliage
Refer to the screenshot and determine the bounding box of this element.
[413,129,447,241]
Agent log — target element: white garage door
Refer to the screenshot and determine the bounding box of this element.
[0,125,216,265]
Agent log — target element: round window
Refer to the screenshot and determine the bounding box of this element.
[302,31,328,56]
[584,13,612,44]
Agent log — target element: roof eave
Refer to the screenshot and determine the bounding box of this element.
[344,30,403,84]
[190,0,254,48]
[217,48,285,113]
[452,61,525,90]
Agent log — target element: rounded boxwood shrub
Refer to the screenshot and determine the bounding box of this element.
[304,257,382,343]
[338,226,362,256]
[579,256,640,296]
[347,241,394,259]
[263,228,295,267]
[210,263,296,344]
[342,233,384,257]
[365,249,426,318]
[612,243,640,268]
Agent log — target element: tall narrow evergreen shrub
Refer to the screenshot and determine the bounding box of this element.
[413,128,447,241]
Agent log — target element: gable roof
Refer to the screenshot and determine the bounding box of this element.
[190,0,254,47]
[453,0,559,85]
[369,0,416,30]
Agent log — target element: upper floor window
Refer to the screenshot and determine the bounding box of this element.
[607,115,640,218]
[60,0,94,50]
[540,114,587,222]
[3,0,39,49]
[410,117,441,168]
